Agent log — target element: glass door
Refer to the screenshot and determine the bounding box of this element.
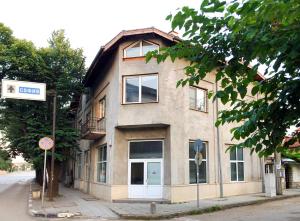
[128,140,163,199]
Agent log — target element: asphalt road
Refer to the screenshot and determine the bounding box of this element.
[170,197,300,221]
[0,171,37,221]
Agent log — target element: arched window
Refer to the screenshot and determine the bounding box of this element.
[124,40,159,58]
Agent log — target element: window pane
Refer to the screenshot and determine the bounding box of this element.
[198,162,207,183]
[101,146,107,161]
[189,142,207,159]
[237,148,243,161]
[189,161,206,184]
[125,77,139,102]
[131,162,144,184]
[99,98,105,119]
[142,41,159,56]
[125,42,140,58]
[189,142,196,159]
[147,162,161,185]
[141,75,157,102]
[129,141,163,159]
[238,162,244,181]
[189,87,196,109]
[189,161,197,184]
[231,162,237,181]
[196,89,206,111]
[230,148,236,160]
[97,162,106,183]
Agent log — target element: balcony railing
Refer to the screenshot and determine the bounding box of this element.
[81,117,106,140]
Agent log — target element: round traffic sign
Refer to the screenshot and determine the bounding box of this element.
[39,137,54,150]
[194,139,204,152]
[194,152,203,166]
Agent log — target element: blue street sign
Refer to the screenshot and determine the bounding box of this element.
[19,87,41,95]
[194,139,203,153]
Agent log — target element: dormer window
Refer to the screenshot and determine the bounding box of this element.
[124,40,159,58]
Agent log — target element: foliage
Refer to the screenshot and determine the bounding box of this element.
[0,23,85,169]
[0,148,12,171]
[282,149,300,163]
[147,0,300,156]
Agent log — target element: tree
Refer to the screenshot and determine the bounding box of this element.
[147,0,300,156]
[0,23,85,195]
[0,148,12,171]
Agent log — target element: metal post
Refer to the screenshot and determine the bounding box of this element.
[215,80,224,198]
[49,93,56,201]
[42,149,47,208]
[196,160,200,208]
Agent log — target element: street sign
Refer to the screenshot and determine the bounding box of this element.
[39,137,54,150]
[194,152,203,166]
[194,139,204,153]
[1,79,46,101]
[38,137,53,208]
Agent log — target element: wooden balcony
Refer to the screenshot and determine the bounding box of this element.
[81,117,106,140]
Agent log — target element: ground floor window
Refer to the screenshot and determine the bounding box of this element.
[189,141,208,184]
[76,153,82,179]
[97,145,107,183]
[230,146,244,181]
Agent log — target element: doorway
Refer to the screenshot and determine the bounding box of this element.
[128,140,163,199]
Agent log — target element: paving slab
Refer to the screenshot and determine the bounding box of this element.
[29,183,300,220]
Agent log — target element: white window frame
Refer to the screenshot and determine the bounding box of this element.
[230,147,245,182]
[189,86,208,112]
[123,74,159,104]
[189,141,208,184]
[99,97,106,119]
[96,145,107,183]
[124,40,159,58]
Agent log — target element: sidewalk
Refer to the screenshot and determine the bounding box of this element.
[29,184,300,219]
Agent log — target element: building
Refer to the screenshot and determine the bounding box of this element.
[283,129,300,189]
[74,27,264,203]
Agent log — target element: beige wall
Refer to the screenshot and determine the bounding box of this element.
[74,35,263,202]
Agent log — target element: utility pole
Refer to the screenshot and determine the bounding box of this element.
[215,79,224,198]
[274,151,283,195]
[49,91,57,201]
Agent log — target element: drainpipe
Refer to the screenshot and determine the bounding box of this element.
[215,79,224,198]
[260,157,265,193]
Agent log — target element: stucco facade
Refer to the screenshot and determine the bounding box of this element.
[74,28,263,202]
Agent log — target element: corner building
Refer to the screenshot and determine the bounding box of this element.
[74,28,264,202]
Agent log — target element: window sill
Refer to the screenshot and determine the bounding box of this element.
[123,56,146,61]
[190,108,208,113]
[122,101,158,105]
[229,180,246,183]
[189,182,208,185]
[93,181,107,185]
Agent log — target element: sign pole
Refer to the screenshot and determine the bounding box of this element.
[42,149,47,208]
[38,137,54,207]
[196,154,200,208]
[194,139,203,208]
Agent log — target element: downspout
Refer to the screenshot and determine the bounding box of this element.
[87,88,95,194]
[257,94,265,193]
[215,79,224,198]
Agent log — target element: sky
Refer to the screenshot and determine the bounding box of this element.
[0,0,199,66]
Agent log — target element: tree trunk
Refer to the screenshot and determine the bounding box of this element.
[46,160,61,198]
[35,168,43,186]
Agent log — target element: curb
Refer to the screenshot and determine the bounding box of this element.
[112,194,300,220]
[27,182,81,218]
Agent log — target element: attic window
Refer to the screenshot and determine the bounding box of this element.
[124,41,159,58]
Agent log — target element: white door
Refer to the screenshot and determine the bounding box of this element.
[128,140,163,199]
